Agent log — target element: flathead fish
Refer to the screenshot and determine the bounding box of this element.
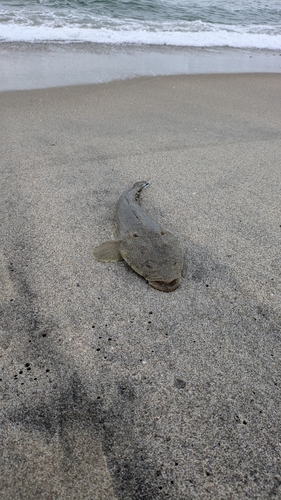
[93,181,183,291]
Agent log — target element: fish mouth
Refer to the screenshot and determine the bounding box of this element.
[148,278,181,292]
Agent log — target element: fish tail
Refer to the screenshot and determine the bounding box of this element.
[134,181,150,192]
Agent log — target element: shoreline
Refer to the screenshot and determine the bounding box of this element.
[1,42,281,91]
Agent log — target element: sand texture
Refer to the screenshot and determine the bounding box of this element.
[1,74,281,499]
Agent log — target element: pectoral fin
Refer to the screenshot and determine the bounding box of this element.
[93,240,123,262]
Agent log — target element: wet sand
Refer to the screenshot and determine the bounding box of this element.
[1,42,281,91]
[1,73,281,499]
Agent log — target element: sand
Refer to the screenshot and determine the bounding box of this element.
[1,43,281,91]
[1,73,281,499]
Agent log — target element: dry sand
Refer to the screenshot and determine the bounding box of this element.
[1,73,281,499]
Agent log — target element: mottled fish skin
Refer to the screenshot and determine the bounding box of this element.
[116,181,160,238]
[93,182,183,291]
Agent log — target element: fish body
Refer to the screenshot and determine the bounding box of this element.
[93,182,183,291]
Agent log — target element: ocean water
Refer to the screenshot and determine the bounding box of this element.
[0,0,280,49]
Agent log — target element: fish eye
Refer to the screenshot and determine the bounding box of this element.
[161,231,166,235]
[133,233,139,237]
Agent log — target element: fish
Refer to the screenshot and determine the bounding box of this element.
[93,181,183,291]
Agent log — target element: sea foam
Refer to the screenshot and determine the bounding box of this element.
[0,22,281,49]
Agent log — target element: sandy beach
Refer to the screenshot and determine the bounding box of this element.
[1,43,281,91]
[1,73,281,499]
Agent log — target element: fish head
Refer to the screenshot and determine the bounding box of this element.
[120,230,183,292]
[148,277,181,292]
